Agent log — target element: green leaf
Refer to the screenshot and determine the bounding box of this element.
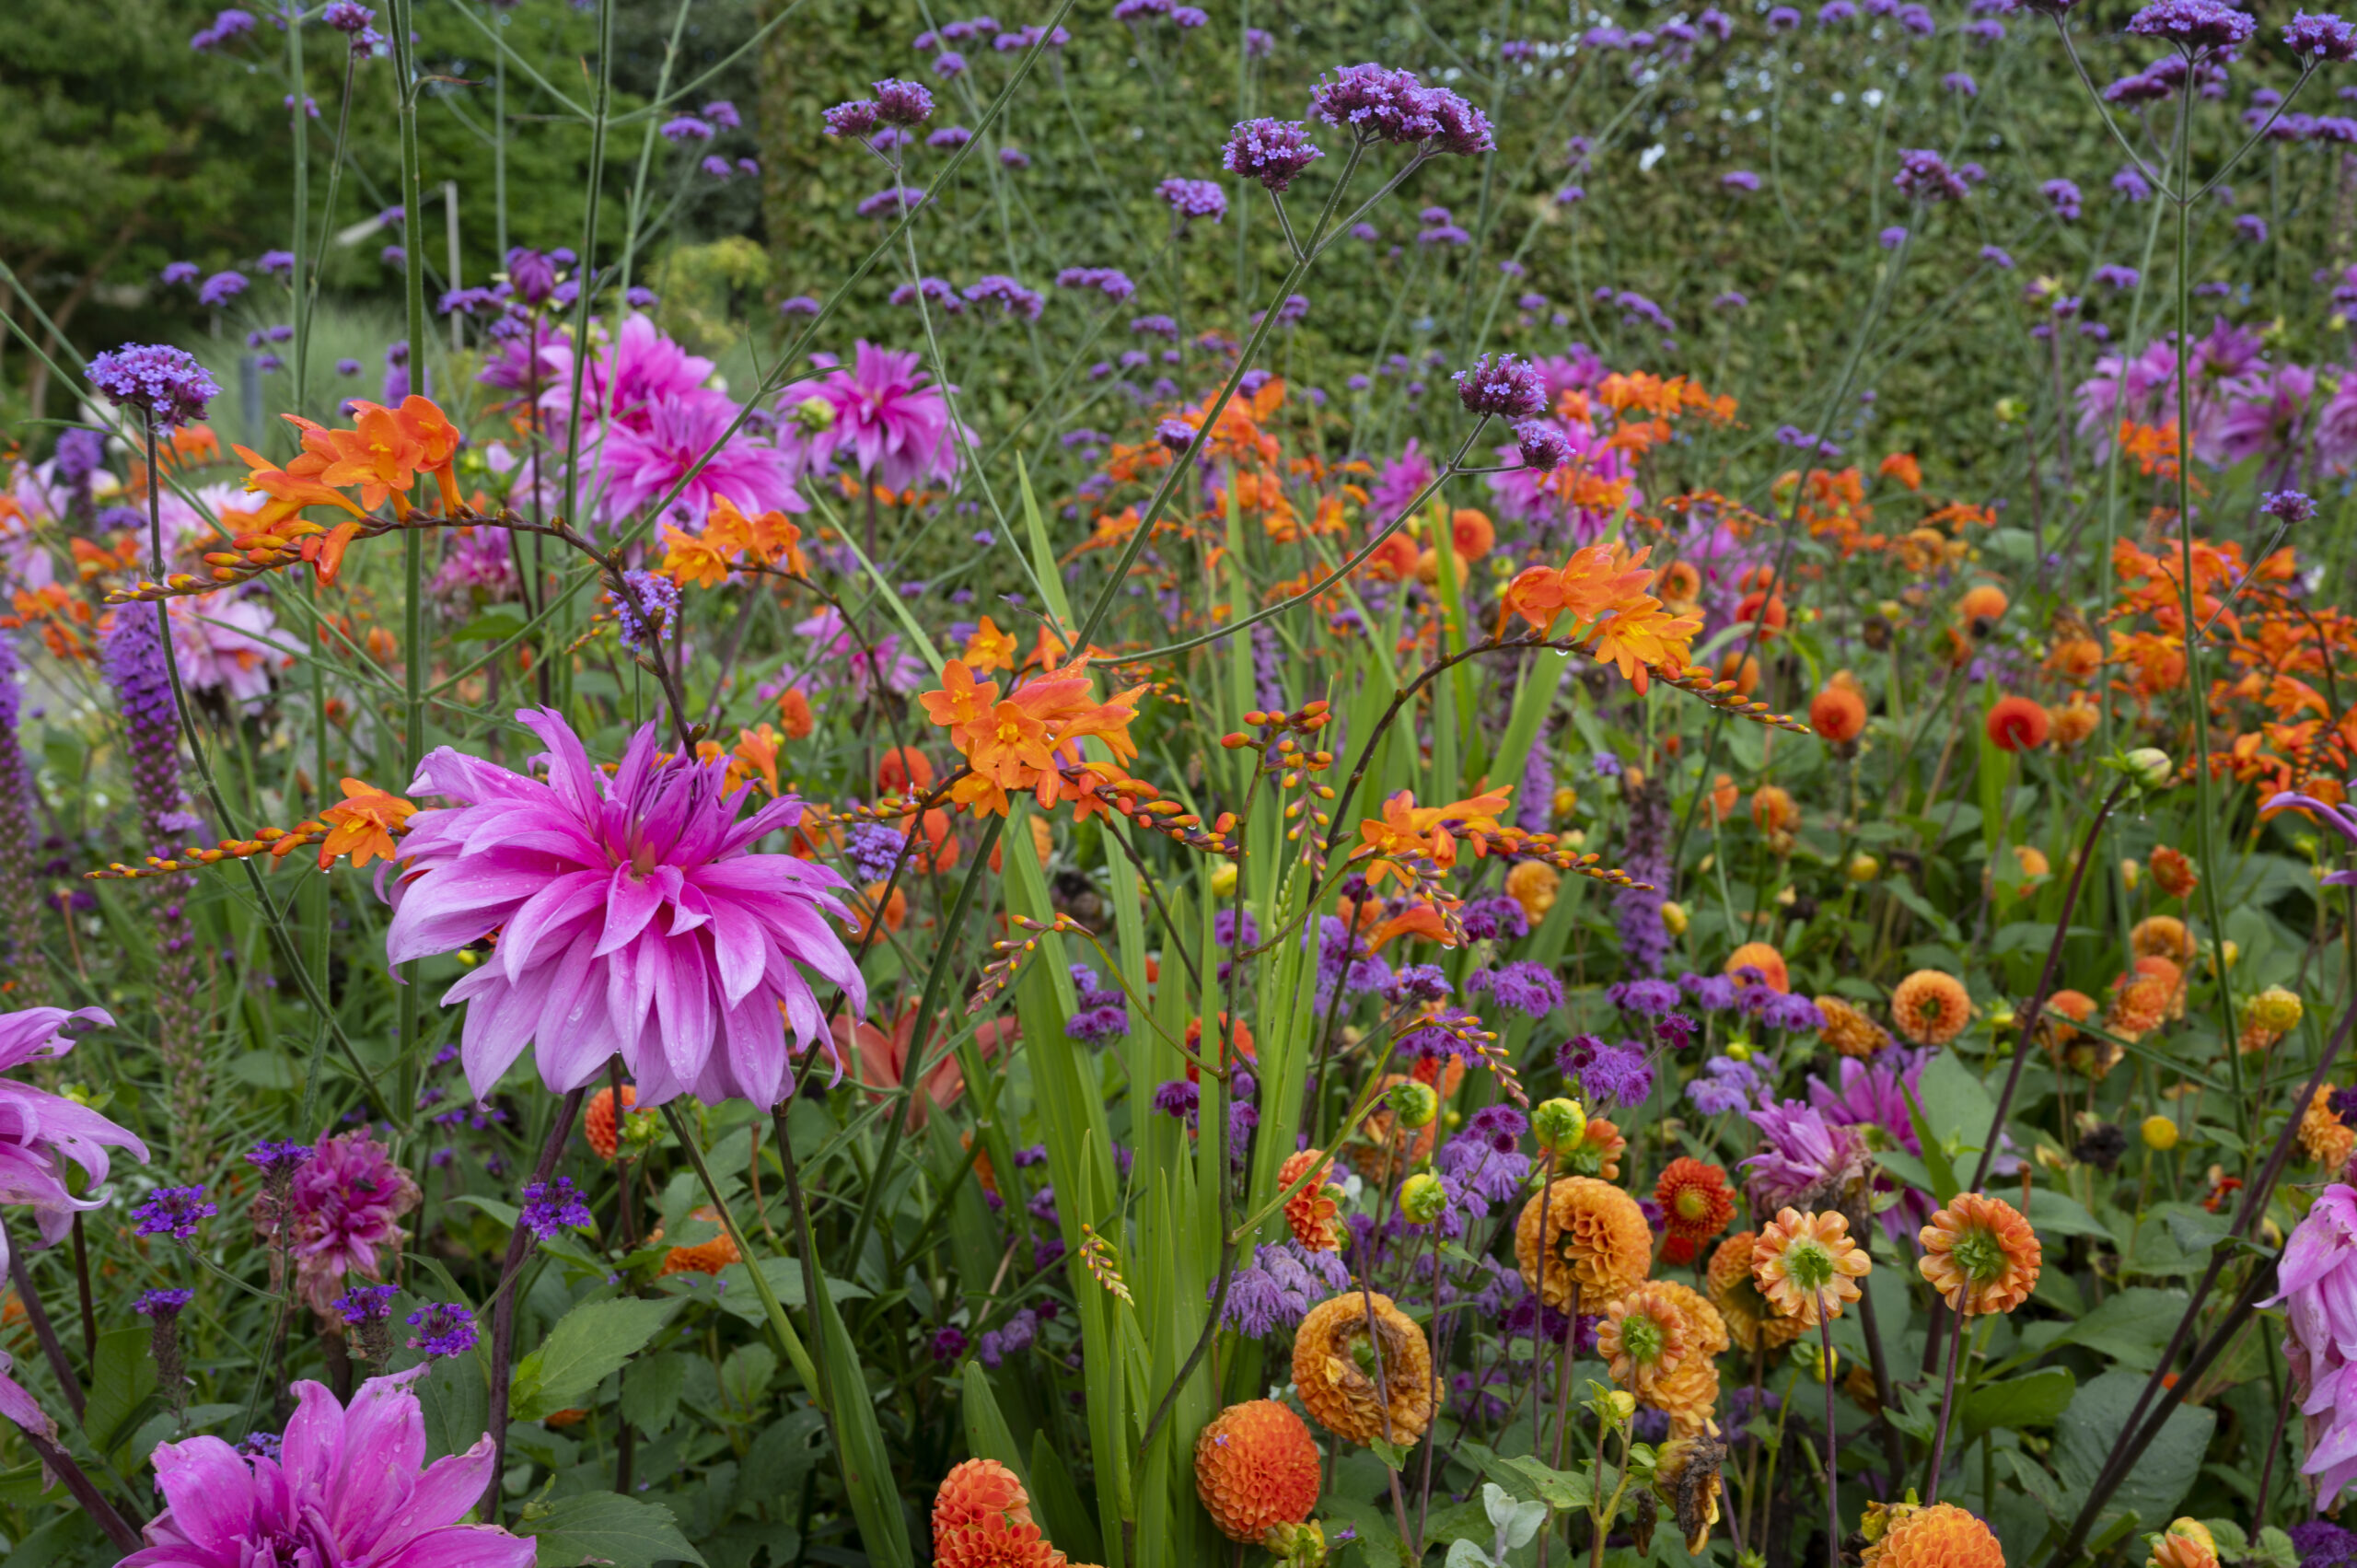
[739,1406,830,1501]
[518,1493,708,1567]
[2052,1288,2189,1374]
[1959,1367,2076,1439]
[1914,1049,1999,1152]
[2258,1527,2303,1568]
[1029,1429,1107,1568]
[1322,1495,1411,1568]
[2026,1189,2112,1240]
[2055,1370,2213,1535]
[960,1363,1033,1491]
[82,1325,157,1464]
[510,1297,683,1422]
[1897,1081,1960,1204]
[718,1343,776,1412]
[620,1352,688,1436]
[2164,1206,2234,1254]
[656,1257,870,1326]
[226,1049,297,1089]
[1493,1454,1595,1511]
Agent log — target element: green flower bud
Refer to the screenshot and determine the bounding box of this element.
[1532,1097,1588,1156]
[2121,748,2174,791]
[790,395,837,434]
[1387,1079,1439,1129]
[1399,1172,1448,1225]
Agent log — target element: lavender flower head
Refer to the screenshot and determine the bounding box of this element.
[1455,353,1547,419]
[520,1175,593,1238]
[404,1302,480,1358]
[873,78,936,125]
[2127,0,2258,50]
[87,344,220,429]
[1159,178,1228,224]
[1893,148,1969,202]
[134,1185,218,1240]
[1224,119,1326,192]
[1514,420,1573,471]
[2285,12,2357,61]
[2264,490,2318,524]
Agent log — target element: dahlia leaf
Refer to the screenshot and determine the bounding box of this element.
[517,1492,706,1568]
[510,1296,684,1422]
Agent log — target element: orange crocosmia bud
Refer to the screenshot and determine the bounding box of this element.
[778,687,816,739]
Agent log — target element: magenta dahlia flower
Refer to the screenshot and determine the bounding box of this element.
[597,389,804,528]
[389,707,865,1107]
[778,341,964,490]
[121,1365,535,1568]
[0,1005,145,1271]
[1739,1096,1871,1215]
[287,1129,421,1315]
[2264,1181,2357,1504]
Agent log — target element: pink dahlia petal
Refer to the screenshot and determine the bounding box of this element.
[146,1435,263,1552]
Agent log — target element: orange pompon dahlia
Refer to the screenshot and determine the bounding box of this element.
[2131,915,2195,960]
[934,1459,1053,1568]
[2147,1519,2219,1568]
[2132,955,2188,1019]
[1278,1149,1344,1251]
[1859,1501,2004,1568]
[1751,1208,1870,1328]
[656,1207,744,1276]
[1985,695,2050,752]
[1817,995,1891,1058]
[1194,1400,1322,1544]
[2050,693,2100,749]
[1651,1279,1732,1357]
[1890,970,1972,1046]
[1516,1177,1653,1307]
[1596,1283,1696,1398]
[1918,1192,2042,1316]
[1706,1233,1803,1352]
[1809,684,1868,746]
[1505,859,1562,922]
[2300,1086,2356,1172]
[1292,1292,1435,1446]
[1724,942,1790,993]
[1655,1158,1736,1246]
[2107,974,2170,1041]
[2148,846,2200,900]
[2038,990,2119,1078]
[584,1083,636,1161]
[1751,785,1799,835]
[1956,585,2010,631]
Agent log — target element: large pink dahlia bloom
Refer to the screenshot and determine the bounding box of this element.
[388,707,865,1107]
[2265,1181,2357,1504]
[121,1365,535,1568]
[0,1005,145,1271]
[778,341,964,490]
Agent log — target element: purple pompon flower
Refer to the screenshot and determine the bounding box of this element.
[1158,178,1228,224]
[2114,166,2155,202]
[874,77,935,126]
[1455,352,1546,419]
[1609,978,1682,1017]
[389,708,865,1107]
[505,247,559,306]
[133,1185,218,1240]
[613,569,679,652]
[0,1006,141,1267]
[1513,419,1573,471]
[197,270,249,308]
[332,1283,398,1324]
[520,1175,593,1239]
[288,1131,419,1315]
[2127,0,2257,50]
[246,1138,312,1177]
[1461,895,1530,942]
[1879,226,1910,249]
[2263,1184,2357,1501]
[323,0,375,30]
[661,115,715,143]
[2264,490,2318,524]
[856,186,928,217]
[190,6,257,51]
[1392,963,1450,1001]
[1157,417,1196,451]
[135,1287,193,1318]
[2043,178,2084,219]
[1686,1055,1759,1115]
[1768,6,1802,27]
[1152,1079,1200,1121]
[1480,959,1564,1018]
[1893,148,1969,202]
[1944,70,1979,94]
[1761,992,1828,1031]
[1308,63,1445,144]
[1224,118,1326,192]
[2287,12,2357,59]
[824,99,879,137]
[122,1367,534,1567]
[88,344,220,429]
[1580,1043,1654,1107]
[404,1302,479,1358]
[1741,1097,1871,1212]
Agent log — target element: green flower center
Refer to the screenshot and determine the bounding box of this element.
[1782,1237,1837,1293]
[1948,1225,2011,1283]
[1622,1313,1667,1365]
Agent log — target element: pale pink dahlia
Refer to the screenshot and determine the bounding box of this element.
[388,707,865,1107]
[0,1005,145,1271]
[121,1365,535,1568]
[287,1130,421,1315]
[2263,1181,2357,1504]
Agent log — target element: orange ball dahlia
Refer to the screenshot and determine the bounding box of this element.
[1278,1149,1343,1252]
[1817,995,1891,1058]
[584,1083,636,1161]
[1516,1177,1653,1307]
[1724,942,1790,993]
[2301,1085,2356,1172]
[1751,1207,1871,1328]
[1596,1283,1697,1399]
[1810,684,1869,746]
[1984,694,2049,751]
[934,1459,1053,1568]
[1917,1192,2042,1316]
[656,1207,743,1277]
[1752,785,1799,835]
[1860,1501,2005,1568]
[2131,915,2195,961]
[1655,1158,1736,1246]
[1292,1292,1434,1446]
[2107,973,2172,1040]
[1890,970,1972,1046]
[1706,1232,1803,1352]
[1194,1400,1322,1544]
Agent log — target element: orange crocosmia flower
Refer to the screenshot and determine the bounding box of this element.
[234,441,366,532]
[1878,452,1923,491]
[777,687,815,739]
[316,779,415,870]
[741,506,808,575]
[962,615,1018,674]
[918,660,1002,745]
[317,397,460,517]
[734,725,783,796]
[1369,902,1457,950]
[1588,598,1701,690]
[662,524,738,589]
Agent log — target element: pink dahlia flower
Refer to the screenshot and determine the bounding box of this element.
[0,1005,145,1271]
[596,389,804,528]
[121,1365,535,1568]
[778,341,964,490]
[389,707,865,1107]
[2265,1181,2357,1504]
[287,1129,421,1315]
[168,590,299,710]
[538,311,717,430]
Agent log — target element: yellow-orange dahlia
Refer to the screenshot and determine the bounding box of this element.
[1292,1292,1434,1446]
[1506,859,1561,922]
[1817,995,1890,1058]
[1860,1502,2004,1568]
[1724,942,1790,993]
[1890,970,1972,1046]
[656,1207,743,1276]
[1651,1279,1732,1357]
[1648,1352,1724,1440]
[2131,915,2195,961]
[2147,1519,2219,1568]
[1596,1283,1695,1399]
[934,1459,1055,1568]
[1193,1400,1322,1544]
[2107,973,2171,1040]
[1917,1192,2041,1316]
[1516,1177,1653,1307]
[1751,1208,1870,1328]
[2132,954,2188,1019]
[584,1083,636,1160]
[2301,1085,2356,1172]
[1655,1158,1736,1246]
[1752,785,1799,835]
[1705,1232,1803,1352]
[1278,1149,1343,1251]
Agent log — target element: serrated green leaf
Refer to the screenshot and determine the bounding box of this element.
[82,1325,157,1464]
[620,1352,687,1435]
[1959,1366,2076,1439]
[510,1296,683,1422]
[519,1492,707,1567]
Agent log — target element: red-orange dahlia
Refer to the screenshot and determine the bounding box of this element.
[1655,1158,1736,1246]
[1917,1192,2041,1316]
[584,1083,636,1161]
[1985,695,2049,751]
[934,1459,1053,1568]
[1278,1149,1343,1251]
[1194,1400,1322,1543]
